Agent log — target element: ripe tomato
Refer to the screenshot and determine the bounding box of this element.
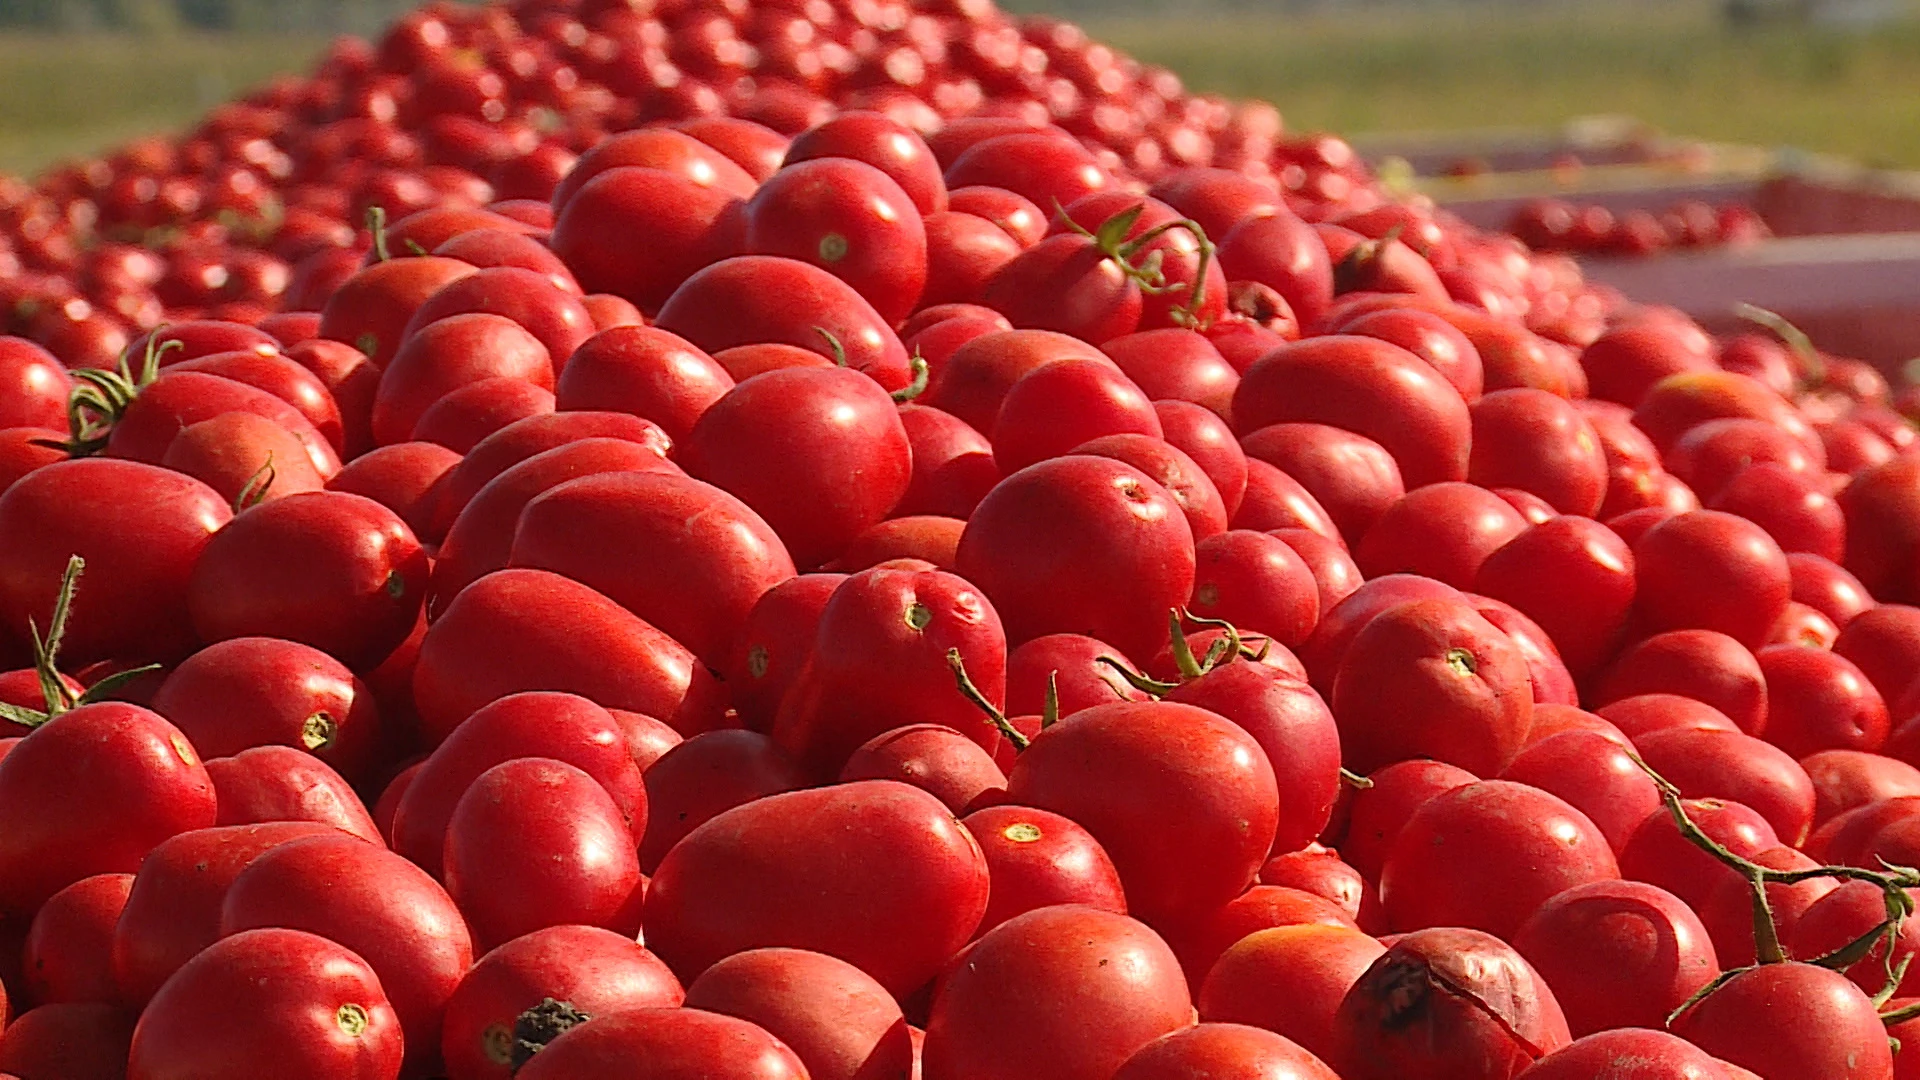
[22,872,131,1005]
[514,1007,808,1080]
[1672,962,1894,1080]
[683,948,915,1080]
[1199,924,1383,1066]
[127,928,404,1080]
[551,325,734,445]
[1510,879,1719,1036]
[743,157,927,325]
[0,1001,136,1080]
[204,746,382,843]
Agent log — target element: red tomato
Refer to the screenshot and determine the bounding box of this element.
[514,1007,808,1080]
[551,325,734,445]
[220,831,472,1068]
[1758,644,1891,757]
[1498,731,1661,854]
[684,366,911,569]
[1595,630,1769,735]
[166,351,346,455]
[318,254,478,368]
[1241,423,1404,546]
[1618,797,1778,912]
[550,167,741,314]
[1577,322,1717,409]
[923,904,1189,1080]
[204,746,382,843]
[840,725,1008,815]
[0,704,217,917]
[412,569,724,743]
[1216,210,1333,328]
[1355,483,1528,590]
[371,312,552,446]
[444,758,644,950]
[22,872,131,1004]
[991,358,1162,476]
[1199,923,1384,1066]
[398,266,595,372]
[894,404,1001,520]
[439,925,683,1080]
[1071,434,1229,543]
[921,211,1022,307]
[408,377,556,452]
[0,1001,136,1080]
[127,928,404,1080]
[1511,879,1719,1037]
[426,410,673,542]
[188,491,429,673]
[743,157,927,325]
[159,411,329,504]
[643,780,989,997]
[959,805,1127,935]
[551,128,759,211]
[956,455,1196,662]
[1006,699,1278,923]
[1637,726,1817,845]
[1339,307,1484,402]
[1802,749,1920,825]
[638,730,810,874]
[784,111,948,215]
[683,947,915,1080]
[1474,515,1637,678]
[0,459,230,665]
[725,574,848,733]
[1114,1023,1337,1080]
[0,338,72,432]
[827,515,968,573]
[1672,962,1893,1080]
[1517,1028,1738,1080]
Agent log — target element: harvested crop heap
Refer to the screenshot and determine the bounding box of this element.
[1,1,1919,1077]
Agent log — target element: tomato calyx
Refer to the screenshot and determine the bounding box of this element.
[1094,609,1273,700]
[947,646,1055,752]
[1630,754,1920,1029]
[0,555,162,730]
[1054,202,1219,330]
[510,996,593,1071]
[36,332,181,458]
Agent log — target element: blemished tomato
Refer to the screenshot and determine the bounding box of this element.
[438,925,683,1080]
[1509,879,1720,1037]
[513,1007,809,1080]
[127,928,405,1080]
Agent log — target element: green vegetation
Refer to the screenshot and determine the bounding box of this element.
[2,1,1919,177]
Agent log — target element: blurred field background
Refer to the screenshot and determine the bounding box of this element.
[1,0,1920,176]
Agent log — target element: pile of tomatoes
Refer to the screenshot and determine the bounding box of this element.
[1509,196,1772,259]
[3,0,1920,1078]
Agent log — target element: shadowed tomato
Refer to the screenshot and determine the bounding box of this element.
[1331,597,1534,777]
[744,157,927,324]
[109,371,341,480]
[922,328,1110,436]
[684,366,911,570]
[444,758,644,950]
[923,905,1189,1080]
[220,831,472,1071]
[957,455,1195,662]
[409,377,556,452]
[412,569,723,744]
[725,574,847,734]
[1335,927,1571,1080]
[1234,336,1471,488]
[439,925,682,1080]
[1002,632,1150,719]
[0,1001,136,1079]
[552,325,734,445]
[127,928,404,1080]
[638,730,810,874]
[1155,401,1248,518]
[22,872,131,1005]
[922,211,1024,307]
[1006,699,1278,923]
[0,704,216,917]
[655,256,915,393]
[514,1007,808,1080]
[1789,878,1920,998]
[826,515,968,572]
[508,470,795,668]
[1259,845,1373,926]
[0,337,72,431]
[1217,210,1333,329]
[643,780,989,997]
[1467,389,1606,516]
[683,947,915,1080]
[159,411,328,504]
[772,564,1006,778]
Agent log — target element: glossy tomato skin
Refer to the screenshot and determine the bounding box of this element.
[161,411,329,505]
[426,411,673,542]
[1165,661,1341,855]
[1618,797,1779,912]
[655,255,915,393]
[1671,962,1894,1080]
[1216,210,1334,329]
[1198,923,1384,1065]
[0,704,217,918]
[1354,482,1528,590]
[840,725,1008,815]
[397,266,595,373]
[1154,400,1248,518]
[551,325,734,445]
[508,470,796,668]
[1498,730,1661,854]
[0,337,71,431]
[683,947,915,1080]
[644,780,989,997]
[514,1006,808,1080]
[1003,632,1151,719]
[319,255,478,368]
[0,458,231,666]
[1595,630,1769,736]
[771,564,1007,777]
[443,758,643,951]
[412,569,723,744]
[111,822,335,1006]
[548,166,740,314]
[1474,515,1637,678]
[684,366,912,569]
[1802,750,1920,826]
[1635,726,1817,846]
[957,455,1196,662]
[1633,510,1791,649]
[1234,335,1471,488]
[743,157,928,325]
[725,573,847,733]
[922,905,1191,1080]
[1332,597,1534,777]
[1006,700,1279,924]
[220,831,473,1071]
[1380,780,1619,940]
[1241,423,1404,546]
[1335,927,1571,1080]
[438,925,683,1080]
[638,730,810,874]
[960,805,1128,934]
[22,872,132,1005]
[1758,644,1891,758]
[372,312,553,447]
[991,359,1163,477]
[188,492,429,673]
[784,111,947,214]
[391,690,646,878]
[326,442,461,537]
[127,928,404,1080]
